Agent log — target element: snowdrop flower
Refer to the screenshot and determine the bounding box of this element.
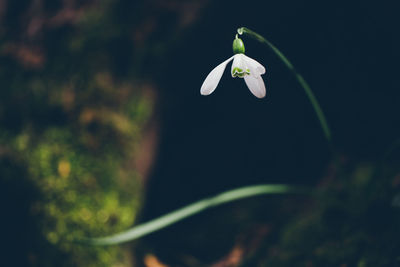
[200,35,266,98]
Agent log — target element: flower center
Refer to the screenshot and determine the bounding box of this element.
[232,67,250,78]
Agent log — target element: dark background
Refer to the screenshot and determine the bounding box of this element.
[1,0,399,266]
[140,0,400,265]
[144,0,399,224]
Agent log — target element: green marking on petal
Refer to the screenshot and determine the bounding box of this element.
[233,67,243,73]
[232,67,242,77]
[232,67,250,78]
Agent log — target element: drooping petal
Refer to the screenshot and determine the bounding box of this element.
[244,74,266,98]
[242,54,266,75]
[200,56,234,95]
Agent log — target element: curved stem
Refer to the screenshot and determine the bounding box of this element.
[238,27,332,143]
[77,184,309,246]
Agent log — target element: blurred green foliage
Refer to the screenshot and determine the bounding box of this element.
[0,0,155,266]
[249,161,400,267]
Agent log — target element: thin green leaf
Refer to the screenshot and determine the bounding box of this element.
[78,184,307,246]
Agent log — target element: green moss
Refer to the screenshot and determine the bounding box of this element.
[0,2,155,265]
[10,121,144,266]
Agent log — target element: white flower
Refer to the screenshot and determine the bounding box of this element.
[200,53,266,98]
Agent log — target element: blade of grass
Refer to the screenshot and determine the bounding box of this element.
[238,27,332,143]
[78,184,308,246]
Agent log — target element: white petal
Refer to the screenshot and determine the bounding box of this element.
[244,74,266,98]
[231,54,247,77]
[242,54,266,75]
[200,56,234,95]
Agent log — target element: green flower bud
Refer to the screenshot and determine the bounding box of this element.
[232,36,245,54]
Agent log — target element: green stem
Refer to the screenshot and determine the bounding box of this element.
[78,184,308,246]
[238,27,332,143]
